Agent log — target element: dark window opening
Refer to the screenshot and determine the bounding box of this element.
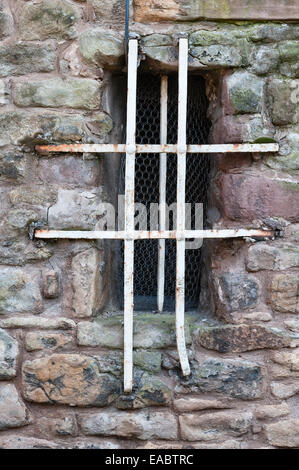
[118,74,211,311]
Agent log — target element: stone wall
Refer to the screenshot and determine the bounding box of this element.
[0,0,298,449]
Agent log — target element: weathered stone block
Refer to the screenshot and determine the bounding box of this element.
[269,363,299,379]
[268,78,298,125]
[216,273,259,313]
[270,274,299,313]
[0,43,55,77]
[255,403,290,419]
[48,189,105,230]
[179,411,253,442]
[37,156,100,186]
[0,2,12,39]
[0,112,90,147]
[36,113,92,143]
[247,244,299,272]
[0,79,8,105]
[279,41,299,62]
[42,270,60,299]
[25,332,73,352]
[116,373,171,409]
[248,24,299,43]
[142,44,178,70]
[219,174,299,222]
[55,415,78,436]
[279,42,299,76]
[86,112,113,139]
[0,238,53,267]
[270,382,299,399]
[134,0,299,22]
[80,410,178,440]
[7,208,41,231]
[78,314,192,348]
[265,134,299,175]
[94,351,126,377]
[223,71,264,114]
[95,350,161,376]
[162,349,194,370]
[0,149,25,179]
[135,0,189,22]
[139,440,242,450]
[250,46,280,75]
[189,30,239,47]
[177,358,264,400]
[141,34,175,48]
[0,316,75,330]
[0,268,43,314]
[231,311,273,323]
[190,45,242,68]
[174,397,231,412]
[0,112,29,146]
[266,419,299,447]
[9,186,57,206]
[0,435,60,449]
[90,0,126,23]
[211,114,274,144]
[134,351,162,374]
[280,61,299,78]
[71,439,121,450]
[19,0,79,40]
[79,29,124,67]
[72,248,106,318]
[22,354,121,406]
[271,349,299,372]
[284,320,299,332]
[13,78,101,110]
[196,324,295,353]
[0,384,28,430]
[0,329,18,379]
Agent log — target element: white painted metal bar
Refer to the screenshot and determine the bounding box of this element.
[123,38,138,393]
[176,37,190,377]
[35,228,276,240]
[157,75,168,312]
[36,143,279,154]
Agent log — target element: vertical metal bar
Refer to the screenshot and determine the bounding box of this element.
[157,75,168,312]
[176,37,190,377]
[124,38,138,393]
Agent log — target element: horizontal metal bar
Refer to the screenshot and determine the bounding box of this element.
[35,229,275,240]
[35,143,279,155]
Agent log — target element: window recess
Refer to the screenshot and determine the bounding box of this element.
[35,36,279,393]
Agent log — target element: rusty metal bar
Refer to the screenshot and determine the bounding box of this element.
[176,37,190,378]
[35,229,276,240]
[157,75,168,313]
[35,143,279,154]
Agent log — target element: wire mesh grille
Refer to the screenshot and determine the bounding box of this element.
[119,74,211,311]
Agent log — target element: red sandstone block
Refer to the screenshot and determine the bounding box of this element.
[210,115,272,144]
[211,116,243,144]
[218,174,299,222]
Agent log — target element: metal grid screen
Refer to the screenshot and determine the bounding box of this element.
[119,74,211,311]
